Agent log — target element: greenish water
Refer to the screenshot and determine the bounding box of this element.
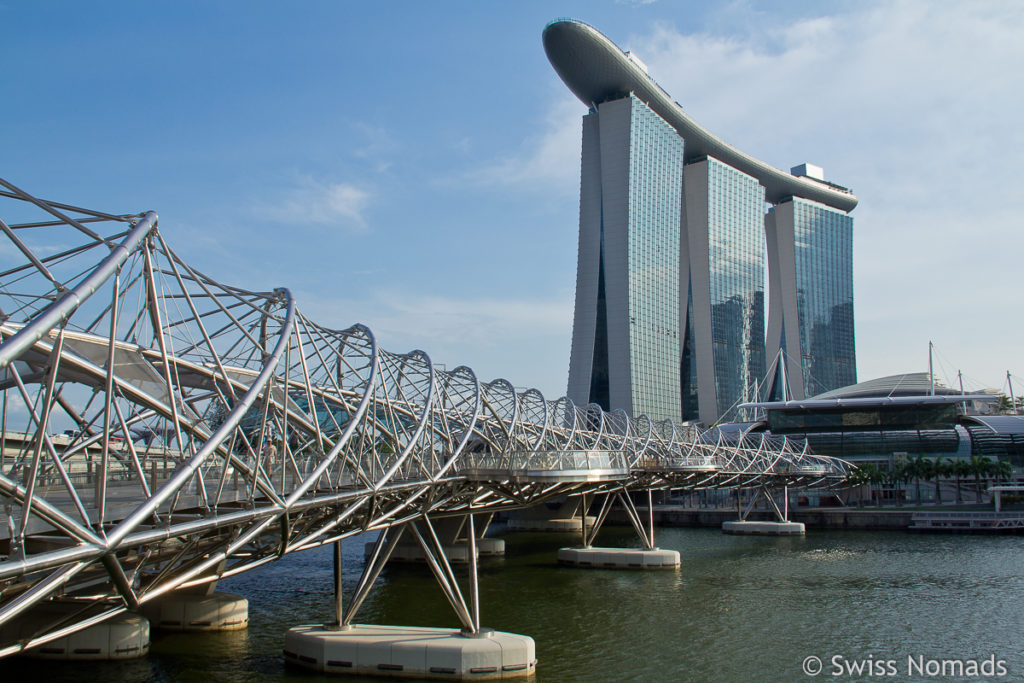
[11,526,1024,681]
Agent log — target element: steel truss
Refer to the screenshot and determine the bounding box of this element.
[0,180,849,656]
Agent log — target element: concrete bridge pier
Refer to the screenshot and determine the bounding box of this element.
[140,589,249,632]
[507,496,595,532]
[286,514,535,679]
[7,605,150,661]
[557,490,680,570]
[0,534,154,660]
[139,559,249,632]
[722,485,806,535]
[363,512,504,564]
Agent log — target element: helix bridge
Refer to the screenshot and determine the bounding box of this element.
[0,178,848,661]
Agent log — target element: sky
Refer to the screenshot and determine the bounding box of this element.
[2,0,1023,401]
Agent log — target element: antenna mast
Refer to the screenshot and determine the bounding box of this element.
[928,341,935,396]
[1008,371,1016,415]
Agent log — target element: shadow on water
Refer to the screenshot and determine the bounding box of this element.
[7,526,1024,681]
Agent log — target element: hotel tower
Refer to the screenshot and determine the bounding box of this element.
[545,19,858,424]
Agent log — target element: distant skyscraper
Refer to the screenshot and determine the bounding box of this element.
[545,18,858,424]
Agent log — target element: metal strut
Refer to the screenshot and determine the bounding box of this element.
[577,490,657,549]
[740,488,761,520]
[341,524,405,628]
[616,490,656,550]
[408,513,485,635]
[740,486,790,522]
[328,538,343,630]
[580,492,609,548]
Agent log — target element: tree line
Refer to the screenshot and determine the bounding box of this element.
[845,455,1015,506]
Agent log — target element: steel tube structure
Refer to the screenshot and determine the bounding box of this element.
[0,180,849,655]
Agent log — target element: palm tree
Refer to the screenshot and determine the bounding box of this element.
[969,455,992,503]
[850,464,879,507]
[899,462,913,505]
[886,464,908,507]
[873,464,889,506]
[951,459,970,504]
[847,464,868,506]
[906,455,929,505]
[844,466,865,506]
[932,457,951,504]
[994,459,1014,482]
[857,463,883,506]
[918,456,937,505]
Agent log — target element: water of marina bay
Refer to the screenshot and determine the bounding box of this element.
[14,525,1024,682]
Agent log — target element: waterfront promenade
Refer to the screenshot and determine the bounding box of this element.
[637,504,1024,532]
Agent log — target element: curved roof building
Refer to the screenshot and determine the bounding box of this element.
[543,19,858,212]
[550,19,858,424]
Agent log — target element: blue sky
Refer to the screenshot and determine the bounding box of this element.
[3,1,1023,400]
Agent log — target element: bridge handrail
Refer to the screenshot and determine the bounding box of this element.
[912,511,1024,519]
[458,449,629,473]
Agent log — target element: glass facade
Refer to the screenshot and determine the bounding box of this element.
[624,95,684,420]
[792,198,856,395]
[765,405,962,460]
[768,404,958,433]
[569,96,855,424]
[706,158,766,420]
[681,158,766,422]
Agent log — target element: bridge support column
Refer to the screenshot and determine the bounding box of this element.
[722,486,805,536]
[507,496,595,532]
[363,513,504,564]
[16,608,150,660]
[140,560,248,631]
[285,514,535,679]
[558,490,680,570]
[140,589,249,632]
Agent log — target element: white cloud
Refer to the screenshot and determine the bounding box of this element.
[470,95,583,191]
[352,123,400,173]
[260,177,372,231]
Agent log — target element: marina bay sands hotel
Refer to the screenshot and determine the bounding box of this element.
[546,19,858,425]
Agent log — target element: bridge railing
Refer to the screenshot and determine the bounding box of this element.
[638,453,720,471]
[458,449,629,475]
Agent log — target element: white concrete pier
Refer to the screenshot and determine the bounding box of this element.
[141,591,249,631]
[557,546,680,569]
[284,624,536,679]
[28,613,149,660]
[722,520,805,535]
